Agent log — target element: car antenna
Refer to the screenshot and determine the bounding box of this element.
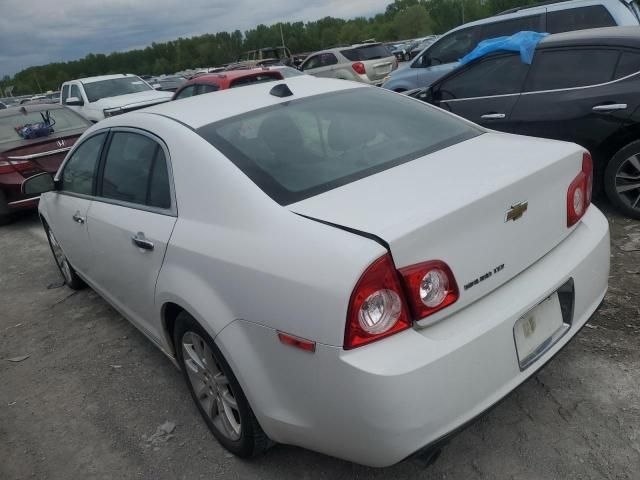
[270,83,293,98]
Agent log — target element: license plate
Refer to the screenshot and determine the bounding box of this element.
[514,293,567,369]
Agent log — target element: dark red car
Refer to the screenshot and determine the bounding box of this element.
[0,104,91,224]
[171,68,284,100]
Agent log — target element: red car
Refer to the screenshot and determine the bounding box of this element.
[171,69,284,100]
[0,104,91,224]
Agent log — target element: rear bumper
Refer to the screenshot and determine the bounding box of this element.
[216,207,610,467]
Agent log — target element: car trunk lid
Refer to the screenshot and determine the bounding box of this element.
[0,130,82,176]
[290,132,585,324]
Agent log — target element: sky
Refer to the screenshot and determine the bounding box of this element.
[0,0,391,77]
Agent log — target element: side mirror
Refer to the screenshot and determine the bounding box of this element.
[22,173,55,195]
[65,96,84,106]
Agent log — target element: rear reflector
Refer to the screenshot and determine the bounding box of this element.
[567,152,593,227]
[277,332,316,353]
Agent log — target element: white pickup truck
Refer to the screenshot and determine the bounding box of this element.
[60,74,172,122]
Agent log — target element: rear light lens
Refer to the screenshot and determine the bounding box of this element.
[399,261,459,320]
[351,62,366,75]
[0,159,32,175]
[345,254,411,349]
[567,152,593,227]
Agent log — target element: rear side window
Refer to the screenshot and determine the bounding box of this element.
[229,74,280,88]
[438,54,529,99]
[614,51,640,79]
[199,84,220,94]
[61,133,106,195]
[546,6,616,34]
[341,44,392,61]
[197,88,480,205]
[100,132,171,209]
[480,14,543,40]
[526,49,618,91]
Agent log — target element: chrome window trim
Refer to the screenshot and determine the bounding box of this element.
[7,146,72,161]
[439,65,640,103]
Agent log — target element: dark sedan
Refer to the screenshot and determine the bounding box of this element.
[411,27,640,219]
[0,104,91,224]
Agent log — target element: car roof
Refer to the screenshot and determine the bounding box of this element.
[66,74,140,84]
[0,103,66,118]
[538,25,640,48]
[135,76,364,130]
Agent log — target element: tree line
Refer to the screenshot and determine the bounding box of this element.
[2,0,539,95]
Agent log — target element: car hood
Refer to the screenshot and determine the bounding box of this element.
[90,90,172,109]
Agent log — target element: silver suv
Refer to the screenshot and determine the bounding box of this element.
[300,43,398,85]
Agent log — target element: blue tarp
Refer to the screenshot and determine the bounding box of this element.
[460,31,549,65]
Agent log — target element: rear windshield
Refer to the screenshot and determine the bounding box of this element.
[0,108,89,145]
[230,73,281,88]
[341,44,393,61]
[84,77,152,102]
[197,88,480,205]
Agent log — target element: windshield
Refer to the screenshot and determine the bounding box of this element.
[0,108,89,144]
[198,88,480,205]
[341,44,393,61]
[83,77,152,102]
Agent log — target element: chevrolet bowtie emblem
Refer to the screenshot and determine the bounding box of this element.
[505,201,528,222]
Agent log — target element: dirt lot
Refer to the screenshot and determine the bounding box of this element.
[1,201,639,480]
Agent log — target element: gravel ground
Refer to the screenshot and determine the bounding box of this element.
[1,202,638,480]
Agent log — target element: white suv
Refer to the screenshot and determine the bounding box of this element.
[60,74,172,122]
[300,43,398,85]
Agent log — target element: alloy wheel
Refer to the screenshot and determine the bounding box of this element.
[615,154,640,211]
[47,228,73,284]
[182,331,241,441]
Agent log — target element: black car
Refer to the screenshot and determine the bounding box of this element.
[412,26,640,218]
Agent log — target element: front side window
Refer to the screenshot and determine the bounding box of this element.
[614,51,640,79]
[61,133,106,195]
[199,84,220,94]
[198,88,480,205]
[424,27,479,66]
[100,132,170,209]
[83,76,152,102]
[302,55,321,70]
[438,54,529,100]
[69,85,82,101]
[526,49,618,91]
[546,6,616,34]
[61,85,70,102]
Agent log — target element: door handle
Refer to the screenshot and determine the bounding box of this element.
[480,113,506,120]
[131,232,154,251]
[592,103,627,112]
[72,212,85,224]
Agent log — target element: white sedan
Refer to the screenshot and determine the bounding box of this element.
[29,76,610,467]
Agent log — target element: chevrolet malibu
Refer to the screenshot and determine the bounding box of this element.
[29,76,610,467]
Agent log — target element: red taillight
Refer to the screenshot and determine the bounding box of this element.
[352,62,366,75]
[567,152,593,227]
[399,261,459,320]
[345,254,411,349]
[0,159,32,175]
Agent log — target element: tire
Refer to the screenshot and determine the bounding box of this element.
[0,191,12,226]
[0,214,12,226]
[44,222,86,290]
[174,312,270,458]
[604,141,640,219]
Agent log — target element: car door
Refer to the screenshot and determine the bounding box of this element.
[47,132,107,278]
[301,53,338,78]
[87,129,177,340]
[510,47,636,157]
[430,53,529,131]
